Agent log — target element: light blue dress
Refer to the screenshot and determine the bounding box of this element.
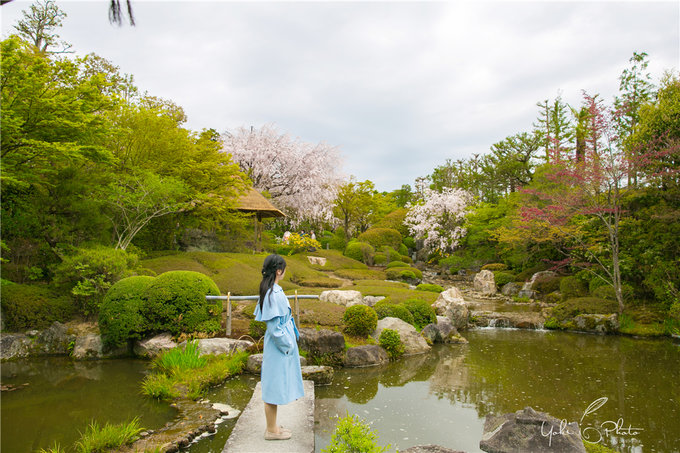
[254,284,304,405]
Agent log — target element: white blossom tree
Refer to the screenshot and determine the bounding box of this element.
[221,124,342,224]
[404,185,473,254]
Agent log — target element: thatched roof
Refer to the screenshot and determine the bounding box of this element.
[236,188,286,218]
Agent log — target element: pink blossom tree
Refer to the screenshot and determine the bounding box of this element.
[404,183,473,254]
[221,124,342,224]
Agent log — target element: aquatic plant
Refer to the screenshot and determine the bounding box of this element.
[153,340,207,374]
[75,417,143,453]
[321,413,390,453]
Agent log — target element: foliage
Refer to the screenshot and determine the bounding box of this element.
[99,276,154,348]
[403,236,416,249]
[141,271,220,335]
[0,282,75,330]
[493,271,516,289]
[321,413,390,453]
[386,267,422,281]
[328,228,348,251]
[342,305,378,337]
[532,275,562,294]
[560,276,588,300]
[75,417,143,453]
[415,283,444,293]
[482,263,507,271]
[551,297,618,321]
[343,241,375,264]
[379,329,404,361]
[357,228,402,250]
[333,178,376,240]
[372,253,387,265]
[591,284,634,301]
[249,320,266,339]
[223,124,341,224]
[373,301,414,325]
[153,340,207,375]
[403,298,437,329]
[285,232,322,254]
[373,208,409,237]
[404,185,473,254]
[386,261,409,269]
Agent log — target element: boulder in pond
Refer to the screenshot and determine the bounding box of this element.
[573,314,619,334]
[298,328,345,365]
[133,333,177,358]
[474,270,497,295]
[301,365,333,385]
[420,324,442,344]
[0,334,33,361]
[432,288,469,330]
[480,406,586,453]
[371,317,430,355]
[246,353,306,374]
[72,334,103,360]
[35,322,76,355]
[501,282,522,297]
[181,338,254,356]
[319,290,364,307]
[344,345,389,367]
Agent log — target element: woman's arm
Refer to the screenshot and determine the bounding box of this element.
[266,316,294,355]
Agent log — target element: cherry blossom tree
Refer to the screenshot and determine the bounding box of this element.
[404,183,473,254]
[221,124,342,224]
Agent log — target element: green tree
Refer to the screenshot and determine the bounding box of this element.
[534,94,574,161]
[13,0,72,54]
[333,178,375,241]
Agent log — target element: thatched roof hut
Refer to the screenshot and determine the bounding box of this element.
[236,188,286,221]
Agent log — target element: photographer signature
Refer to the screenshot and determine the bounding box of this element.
[541,397,644,446]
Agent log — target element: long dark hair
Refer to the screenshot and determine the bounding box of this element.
[258,254,287,311]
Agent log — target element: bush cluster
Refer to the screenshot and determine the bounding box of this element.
[560,276,588,299]
[403,298,436,329]
[343,304,378,337]
[379,328,404,361]
[374,301,414,324]
[358,228,402,250]
[415,283,443,293]
[386,267,422,281]
[1,281,75,331]
[482,263,507,271]
[344,241,375,264]
[99,276,154,348]
[493,271,516,289]
[591,284,634,301]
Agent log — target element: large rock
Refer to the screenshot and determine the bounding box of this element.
[133,333,178,358]
[319,290,364,307]
[501,282,522,297]
[371,317,430,355]
[480,407,586,453]
[420,324,442,344]
[181,338,254,356]
[0,334,33,361]
[307,256,327,266]
[432,287,469,330]
[298,328,345,364]
[72,334,103,360]
[344,345,389,367]
[301,365,333,385]
[433,316,468,343]
[402,446,465,453]
[474,270,497,295]
[472,311,545,330]
[363,295,385,307]
[35,322,76,355]
[573,314,619,334]
[246,353,306,374]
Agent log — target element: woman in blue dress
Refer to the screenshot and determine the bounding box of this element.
[253,254,304,440]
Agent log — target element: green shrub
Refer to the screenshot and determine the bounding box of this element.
[493,271,516,289]
[343,305,378,337]
[551,297,618,321]
[533,275,563,294]
[321,413,390,453]
[372,253,387,266]
[249,320,266,339]
[272,244,293,256]
[52,246,139,315]
[386,261,409,269]
[545,292,562,304]
[415,283,443,293]
[344,241,375,264]
[482,263,507,271]
[75,417,144,453]
[544,317,560,330]
[357,228,402,250]
[591,284,634,301]
[99,276,155,348]
[403,236,416,249]
[141,271,220,335]
[153,340,207,375]
[329,229,347,251]
[379,329,404,361]
[373,301,414,325]
[1,283,75,331]
[403,298,436,329]
[386,267,422,281]
[400,255,413,264]
[589,276,609,294]
[374,208,409,236]
[398,243,408,256]
[560,276,588,300]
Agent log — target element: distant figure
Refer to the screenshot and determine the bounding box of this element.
[282,231,291,243]
[310,231,316,241]
[300,230,306,237]
[253,254,303,441]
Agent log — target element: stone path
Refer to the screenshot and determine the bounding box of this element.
[222,380,314,453]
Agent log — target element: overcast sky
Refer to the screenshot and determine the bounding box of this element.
[2,1,678,191]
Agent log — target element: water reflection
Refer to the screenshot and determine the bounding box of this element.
[315,330,680,453]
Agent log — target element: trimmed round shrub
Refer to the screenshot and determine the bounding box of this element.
[379,328,404,360]
[344,241,375,264]
[482,263,507,271]
[343,304,378,337]
[403,298,436,329]
[400,254,413,264]
[374,301,415,325]
[99,276,155,348]
[560,276,588,300]
[373,253,388,266]
[373,208,409,236]
[415,283,443,293]
[358,228,402,250]
[0,282,75,331]
[142,271,220,335]
[403,236,416,250]
[386,267,422,281]
[493,271,516,289]
[532,275,563,294]
[398,243,409,256]
[386,261,409,269]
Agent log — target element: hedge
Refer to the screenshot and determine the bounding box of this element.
[374,301,414,325]
[99,276,155,348]
[403,298,436,329]
[344,241,375,264]
[357,228,402,250]
[343,304,378,337]
[0,282,75,331]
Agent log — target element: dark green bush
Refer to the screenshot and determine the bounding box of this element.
[142,271,220,335]
[403,236,416,249]
[342,304,378,337]
[560,276,588,300]
[533,275,563,294]
[415,283,443,293]
[1,282,75,331]
[379,328,404,361]
[551,297,618,321]
[386,261,409,269]
[99,276,155,348]
[482,263,507,271]
[328,228,347,251]
[358,228,402,250]
[400,255,413,264]
[493,272,516,289]
[344,241,375,264]
[403,298,436,329]
[398,243,408,256]
[374,301,414,325]
[386,267,422,281]
[249,320,266,339]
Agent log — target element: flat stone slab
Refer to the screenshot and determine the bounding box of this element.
[223,380,314,453]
